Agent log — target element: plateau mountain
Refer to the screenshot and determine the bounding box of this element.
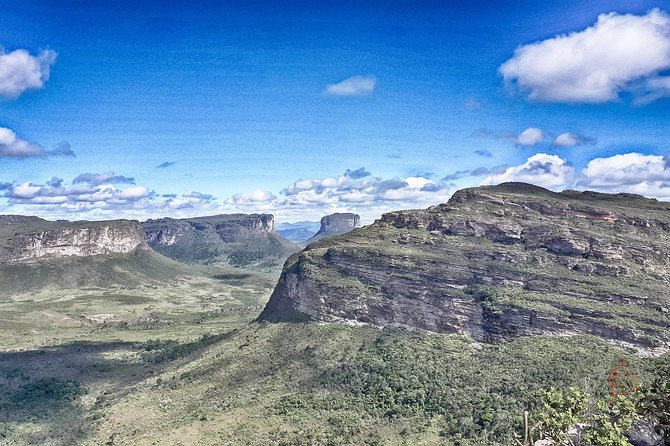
[260,183,670,355]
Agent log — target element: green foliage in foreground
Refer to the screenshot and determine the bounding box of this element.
[523,372,670,446]
[0,322,667,446]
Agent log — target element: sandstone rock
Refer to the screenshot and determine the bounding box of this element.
[0,217,147,264]
[143,214,298,266]
[306,213,361,243]
[259,182,670,353]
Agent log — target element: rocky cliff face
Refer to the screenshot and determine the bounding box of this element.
[143,214,298,267]
[260,183,670,354]
[306,213,361,243]
[0,216,147,265]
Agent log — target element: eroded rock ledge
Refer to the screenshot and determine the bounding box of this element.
[0,216,147,264]
[259,183,670,355]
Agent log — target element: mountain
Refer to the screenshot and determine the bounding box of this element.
[0,215,148,264]
[0,215,194,293]
[275,221,321,242]
[305,212,361,243]
[143,214,300,268]
[260,183,670,355]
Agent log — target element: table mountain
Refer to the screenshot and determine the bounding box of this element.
[305,213,361,243]
[143,214,299,267]
[0,216,147,264]
[0,216,193,293]
[259,183,670,355]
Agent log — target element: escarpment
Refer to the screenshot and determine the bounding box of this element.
[143,214,299,267]
[0,216,147,264]
[260,183,670,354]
[306,213,361,243]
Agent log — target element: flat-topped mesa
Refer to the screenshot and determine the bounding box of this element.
[143,213,298,266]
[260,183,670,355]
[0,217,148,264]
[306,213,361,243]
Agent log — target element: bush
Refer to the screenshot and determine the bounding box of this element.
[12,377,85,406]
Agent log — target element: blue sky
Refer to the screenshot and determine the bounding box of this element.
[1,0,669,222]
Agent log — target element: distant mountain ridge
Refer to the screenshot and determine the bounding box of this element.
[260,183,670,355]
[276,221,321,242]
[143,213,299,267]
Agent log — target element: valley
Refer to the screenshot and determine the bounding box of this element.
[0,185,668,446]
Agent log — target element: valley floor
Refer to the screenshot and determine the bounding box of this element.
[0,268,666,446]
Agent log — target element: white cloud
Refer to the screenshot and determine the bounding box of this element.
[500,9,670,103]
[515,127,545,146]
[553,133,579,147]
[116,186,150,200]
[0,48,57,100]
[325,75,376,96]
[0,127,45,157]
[482,153,574,188]
[225,189,277,205]
[574,152,670,199]
[0,127,74,158]
[580,153,670,187]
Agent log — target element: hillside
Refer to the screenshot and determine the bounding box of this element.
[260,182,670,355]
[143,214,299,268]
[0,216,217,295]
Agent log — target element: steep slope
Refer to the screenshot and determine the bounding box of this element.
[276,221,321,242]
[143,214,300,267]
[0,215,197,294]
[260,183,670,354]
[305,213,361,243]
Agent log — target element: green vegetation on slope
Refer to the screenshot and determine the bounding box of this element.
[1,320,662,446]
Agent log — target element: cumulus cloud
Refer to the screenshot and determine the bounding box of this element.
[515,127,545,146]
[580,153,670,187]
[574,152,670,199]
[500,9,670,103]
[482,153,574,188]
[225,189,276,205]
[325,75,376,96]
[0,127,74,158]
[156,161,175,169]
[0,47,57,99]
[3,172,218,218]
[217,168,453,222]
[552,133,596,147]
[73,172,135,186]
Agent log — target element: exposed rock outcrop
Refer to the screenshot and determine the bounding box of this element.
[0,216,147,264]
[306,213,361,243]
[260,183,670,354]
[143,214,299,267]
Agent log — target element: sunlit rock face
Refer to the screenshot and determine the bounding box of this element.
[260,183,670,355]
[0,216,147,264]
